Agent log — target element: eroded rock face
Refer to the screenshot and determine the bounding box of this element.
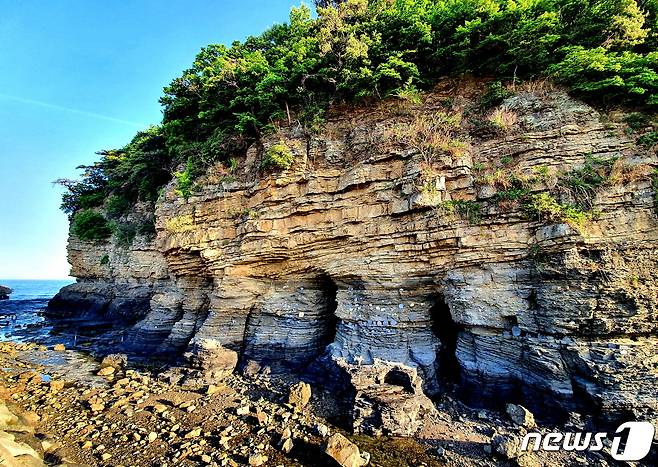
[49,86,658,430]
[337,359,436,436]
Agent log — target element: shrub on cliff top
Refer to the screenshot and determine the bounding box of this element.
[71,210,112,242]
[59,0,658,214]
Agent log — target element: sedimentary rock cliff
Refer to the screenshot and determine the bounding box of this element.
[49,81,658,432]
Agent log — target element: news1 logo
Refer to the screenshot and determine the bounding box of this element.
[521,421,655,461]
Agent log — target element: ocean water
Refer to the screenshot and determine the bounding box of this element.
[0,279,73,342]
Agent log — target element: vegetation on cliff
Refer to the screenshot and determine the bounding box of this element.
[58,0,658,241]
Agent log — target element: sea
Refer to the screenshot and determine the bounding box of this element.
[0,279,73,343]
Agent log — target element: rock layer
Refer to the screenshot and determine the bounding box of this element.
[49,86,658,430]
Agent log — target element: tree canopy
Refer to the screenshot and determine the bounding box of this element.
[59,0,658,224]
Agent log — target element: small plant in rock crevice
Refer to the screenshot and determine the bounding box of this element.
[523,192,597,229]
[440,199,482,224]
[261,143,294,171]
[112,222,138,248]
[638,131,658,148]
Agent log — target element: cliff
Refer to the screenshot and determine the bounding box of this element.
[49,81,658,433]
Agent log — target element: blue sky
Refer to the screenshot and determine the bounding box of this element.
[0,0,300,279]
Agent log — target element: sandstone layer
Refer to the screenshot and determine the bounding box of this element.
[49,83,658,432]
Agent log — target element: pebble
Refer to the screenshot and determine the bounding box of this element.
[185,428,202,439]
[97,366,115,377]
[248,453,268,466]
[281,438,293,453]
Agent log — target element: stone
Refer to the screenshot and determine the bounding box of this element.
[0,285,12,300]
[281,437,293,453]
[53,344,65,352]
[40,437,59,454]
[0,432,44,467]
[491,434,521,460]
[236,405,250,416]
[49,380,65,393]
[242,360,262,377]
[189,339,238,381]
[346,361,436,436]
[153,403,168,414]
[97,366,115,377]
[256,410,268,425]
[185,428,202,439]
[288,382,311,410]
[506,404,535,428]
[100,353,128,370]
[316,423,330,438]
[206,384,223,395]
[324,433,369,467]
[248,453,267,466]
[0,403,19,428]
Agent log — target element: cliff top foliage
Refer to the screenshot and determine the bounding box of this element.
[58,0,658,225]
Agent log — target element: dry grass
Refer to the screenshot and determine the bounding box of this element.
[389,111,469,163]
[487,108,518,130]
[608,160,654,185]
[506,78,557,95]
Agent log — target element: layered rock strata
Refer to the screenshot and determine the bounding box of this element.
[50,85,658,430]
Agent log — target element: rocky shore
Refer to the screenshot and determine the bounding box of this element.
[0,341,636,466]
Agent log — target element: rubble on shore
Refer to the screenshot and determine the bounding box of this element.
[0,341,627,466]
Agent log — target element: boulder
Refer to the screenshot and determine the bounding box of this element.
[0,285,11,300]
[188,339,238,381]
[337,360,436,436]
[288,382,312,410]
[506,404,535,428]
[491,434,521,459]
[100,353,128,370]
[324,433,369,467]
[0,403,19,428]
[0,432,44,467]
